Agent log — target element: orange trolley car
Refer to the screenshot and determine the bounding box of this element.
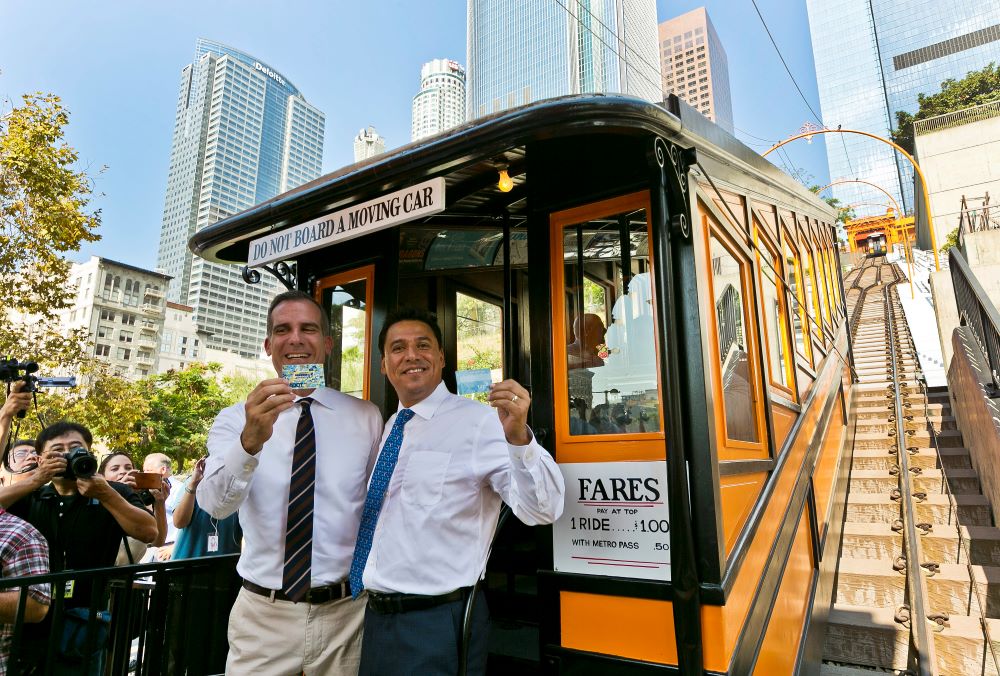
[190,94,854,675]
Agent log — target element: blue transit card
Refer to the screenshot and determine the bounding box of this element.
[283,363,325,389]
[456,368,493,396]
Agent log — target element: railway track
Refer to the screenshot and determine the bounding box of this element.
[822,258,1000,675]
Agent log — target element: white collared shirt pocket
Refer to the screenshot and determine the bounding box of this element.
[401,450,450,507]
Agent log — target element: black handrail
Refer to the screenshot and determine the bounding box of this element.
[949,247,1000,396]
[0,554,240,676]
[715,283,743,362]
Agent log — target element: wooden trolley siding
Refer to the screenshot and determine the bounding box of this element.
[189,95,851,675]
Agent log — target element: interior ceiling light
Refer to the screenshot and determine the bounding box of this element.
[497,163,514,192]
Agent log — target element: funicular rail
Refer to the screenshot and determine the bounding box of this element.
[825,259,1000,675]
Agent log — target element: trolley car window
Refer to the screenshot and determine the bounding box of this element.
[455,292,503,402]
[755,233,792,391]
[316,266,373,399]
[710,233,759,443]
[783,237,811,365]
[561,209,661,436]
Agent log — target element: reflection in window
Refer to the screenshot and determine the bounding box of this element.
[784,238,810,363]
[562,209,661,436]
[322,278,368,398]
[455,292,503,402]
[711,234,758,443]
[757,238,790,389]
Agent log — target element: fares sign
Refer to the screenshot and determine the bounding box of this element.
[247,177,446,267]
[552,461,671,582]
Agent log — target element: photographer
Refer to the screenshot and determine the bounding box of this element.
[0,381,32,469]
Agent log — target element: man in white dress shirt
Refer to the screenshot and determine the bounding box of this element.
[351,307,565,676]
[199,290,383,675]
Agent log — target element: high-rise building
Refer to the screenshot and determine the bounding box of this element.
[466,0,661,120]
[806,1,1000,217]
[412,59,467,142]
[156,39,325,358]
[658,8,733,133]
[353,126,386,162]
[57,257,170,380]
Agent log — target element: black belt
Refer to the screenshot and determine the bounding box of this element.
[242,579,351,604]
[366,587,471,614]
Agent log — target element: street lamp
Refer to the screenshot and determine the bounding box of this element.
[764,127,940,271]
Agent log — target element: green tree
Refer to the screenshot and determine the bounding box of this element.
[891,63,1000,155]
[15,362,149,450]
[0,93,101,368]
[940,227,960,254]
[137,363,238,469]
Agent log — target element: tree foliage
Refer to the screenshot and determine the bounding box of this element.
[891,62,1000,155]
[136,363,238,469]
[0,93,101,368]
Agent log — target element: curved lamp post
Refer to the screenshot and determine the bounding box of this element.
[765,128,940,271]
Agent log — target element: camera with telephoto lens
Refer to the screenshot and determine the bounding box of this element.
[1,358,78,419]
[60,445,98,480]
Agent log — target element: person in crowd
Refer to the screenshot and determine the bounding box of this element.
[0,422,157,674]
[0,383,32,487]
[351,307,565,676]
[199,290,382,675]
[172,457,241,558]
[2,440,37,487]
[0,507,50,675]
[98,452,170,564]
[141,453,175,560]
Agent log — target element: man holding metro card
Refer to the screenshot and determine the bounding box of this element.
[198,290,382,675]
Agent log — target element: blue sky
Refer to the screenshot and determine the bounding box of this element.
[0,0,829,269]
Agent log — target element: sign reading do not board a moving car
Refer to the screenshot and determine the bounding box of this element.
[248,177,446,267]
[552,461,670,582]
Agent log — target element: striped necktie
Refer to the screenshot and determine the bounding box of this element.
[349,408,415,598]
[282,397,316,602]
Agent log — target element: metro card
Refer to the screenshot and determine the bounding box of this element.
[456,368,493,396]
[282,363,325,389]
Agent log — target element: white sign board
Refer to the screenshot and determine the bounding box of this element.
[248,177,446,267]
[552,461,670,581]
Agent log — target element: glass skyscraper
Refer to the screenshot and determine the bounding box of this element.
[157,39,325,358]
[412,59,467,142]
[466,0,662,120]
[806,1,1000,218]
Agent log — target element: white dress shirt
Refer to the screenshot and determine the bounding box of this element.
[363,381,565,595]
[199,387,383,590]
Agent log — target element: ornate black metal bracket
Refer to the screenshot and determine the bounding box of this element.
[650,136,695,240]
[241,261,297,291]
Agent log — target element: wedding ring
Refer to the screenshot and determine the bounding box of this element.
[512,394,519,403]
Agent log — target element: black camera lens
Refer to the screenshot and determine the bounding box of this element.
[61,446,98,479]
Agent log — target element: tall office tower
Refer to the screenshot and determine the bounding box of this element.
[353,126,386,162]
[658,8,733,133]
[806,1,1000,217]
[156,38,325,358]
[466,0,661,120]
[412,59,467,142]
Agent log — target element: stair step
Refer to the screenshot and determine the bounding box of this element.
[847,469,980,495]
[823,604,908,670]
[834,557,905,608]
[844,494,991,526]
[925,562,1000,616]
[933,614,1000,676]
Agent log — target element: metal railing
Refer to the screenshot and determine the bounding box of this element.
[957,193,999,248]
[715,283,744,362]
[913,100,1000,136]
[2,554,239,675]
[949,247,1000,396]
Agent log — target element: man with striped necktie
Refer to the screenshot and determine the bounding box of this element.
[351,308,565,676]
[199,290,383,675]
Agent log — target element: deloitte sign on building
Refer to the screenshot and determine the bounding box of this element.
[253,61,286,86]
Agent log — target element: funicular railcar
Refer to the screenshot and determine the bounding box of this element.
[190,94,854,675]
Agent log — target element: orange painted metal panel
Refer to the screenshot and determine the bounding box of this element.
[560,592,678,665]
[720,472,767,558]
[771,401,797,452]
[314,264,375,401]
[751,512,815,675]
[812,396,846,539]
[700,356,838,673]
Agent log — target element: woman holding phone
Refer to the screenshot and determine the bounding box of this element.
[98,452,169,563]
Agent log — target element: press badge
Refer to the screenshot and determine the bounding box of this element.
[207,534,219,553]
[64,580,75,599]
[282,364,325,390]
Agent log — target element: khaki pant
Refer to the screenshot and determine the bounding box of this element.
[227,587,366,675]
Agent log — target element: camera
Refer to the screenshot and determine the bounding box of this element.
[60,446,98,480]
[1,358,77,419]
